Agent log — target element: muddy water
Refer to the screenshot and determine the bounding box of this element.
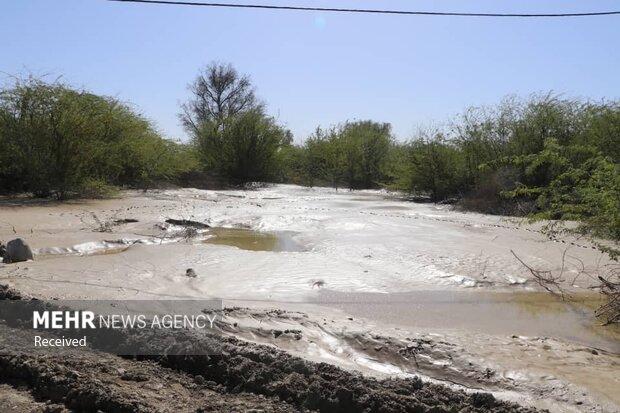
[204,228,304,252]
[314,290,620,353]
[31,227,305,260]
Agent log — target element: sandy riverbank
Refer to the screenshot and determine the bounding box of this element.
[1,185,618,412]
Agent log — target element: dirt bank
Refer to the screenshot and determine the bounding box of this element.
[0,286,537,413]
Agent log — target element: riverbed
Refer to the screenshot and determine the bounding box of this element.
[1,185,618,412]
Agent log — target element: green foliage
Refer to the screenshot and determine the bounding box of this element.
[402,135,464,202]
[383,93,619,251]
[501,139,619,257]
[2,74,616,254]
[182,63,288,184]
[299,127,345,188]
[340,121,393,189]
[76,178,119,199]
[294,121,393,189]
[0,77,189,198]
[411,94,620,252]
[193,109,290,183]
[277,144,306,185]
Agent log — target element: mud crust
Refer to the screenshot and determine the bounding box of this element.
[0,331,298,412]
[0,285,540,412]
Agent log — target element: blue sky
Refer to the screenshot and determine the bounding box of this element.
[2,0,619,142]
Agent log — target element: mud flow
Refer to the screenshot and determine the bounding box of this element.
[0,186,618,412]
[315,290,620,353]
[0,286,535,413]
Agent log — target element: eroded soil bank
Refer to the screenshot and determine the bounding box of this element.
[0,185,618,412]
[0,286,534,413]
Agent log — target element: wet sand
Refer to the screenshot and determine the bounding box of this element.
[313,290,620,353]
[1,185,618,412]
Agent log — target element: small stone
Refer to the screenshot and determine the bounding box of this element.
[186,268,197,278]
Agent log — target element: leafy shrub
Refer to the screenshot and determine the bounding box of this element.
[294,121,393,189]
[76,178,119,199]
[193,109,290,183]
[0,76,190,198]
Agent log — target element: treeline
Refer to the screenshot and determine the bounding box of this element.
[395,96,620,251]
[0,77,195,199]
[0,66,618,249]
[286,96,618,249]
[282,121,394,189]
[177,63,618,248]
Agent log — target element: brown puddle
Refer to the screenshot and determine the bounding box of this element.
[314,290,620,353]
[203,228,304,252]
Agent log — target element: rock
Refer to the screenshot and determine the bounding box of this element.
[3,238,34,263]
[470,392,496,408]
[165,219,210,229]
[186,268,197,278]
[113,218,139,224]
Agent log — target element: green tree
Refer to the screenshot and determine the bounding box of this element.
[501,139,619,255]
[339,121,393,189]
[403,134,464,202]
[182,63,288,183]
[193,109,289,183]
[0,77,187,198]
[180,62,261,133]
[301,127,345,188]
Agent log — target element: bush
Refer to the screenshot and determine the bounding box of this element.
[76,178,119,199]
[340,121,393,189]
[193,109,290,183]
[500,139,619,255]
[293,121,394,189]
[0,76,189,198]
[459,168,532,215]
[401,135,464,202]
